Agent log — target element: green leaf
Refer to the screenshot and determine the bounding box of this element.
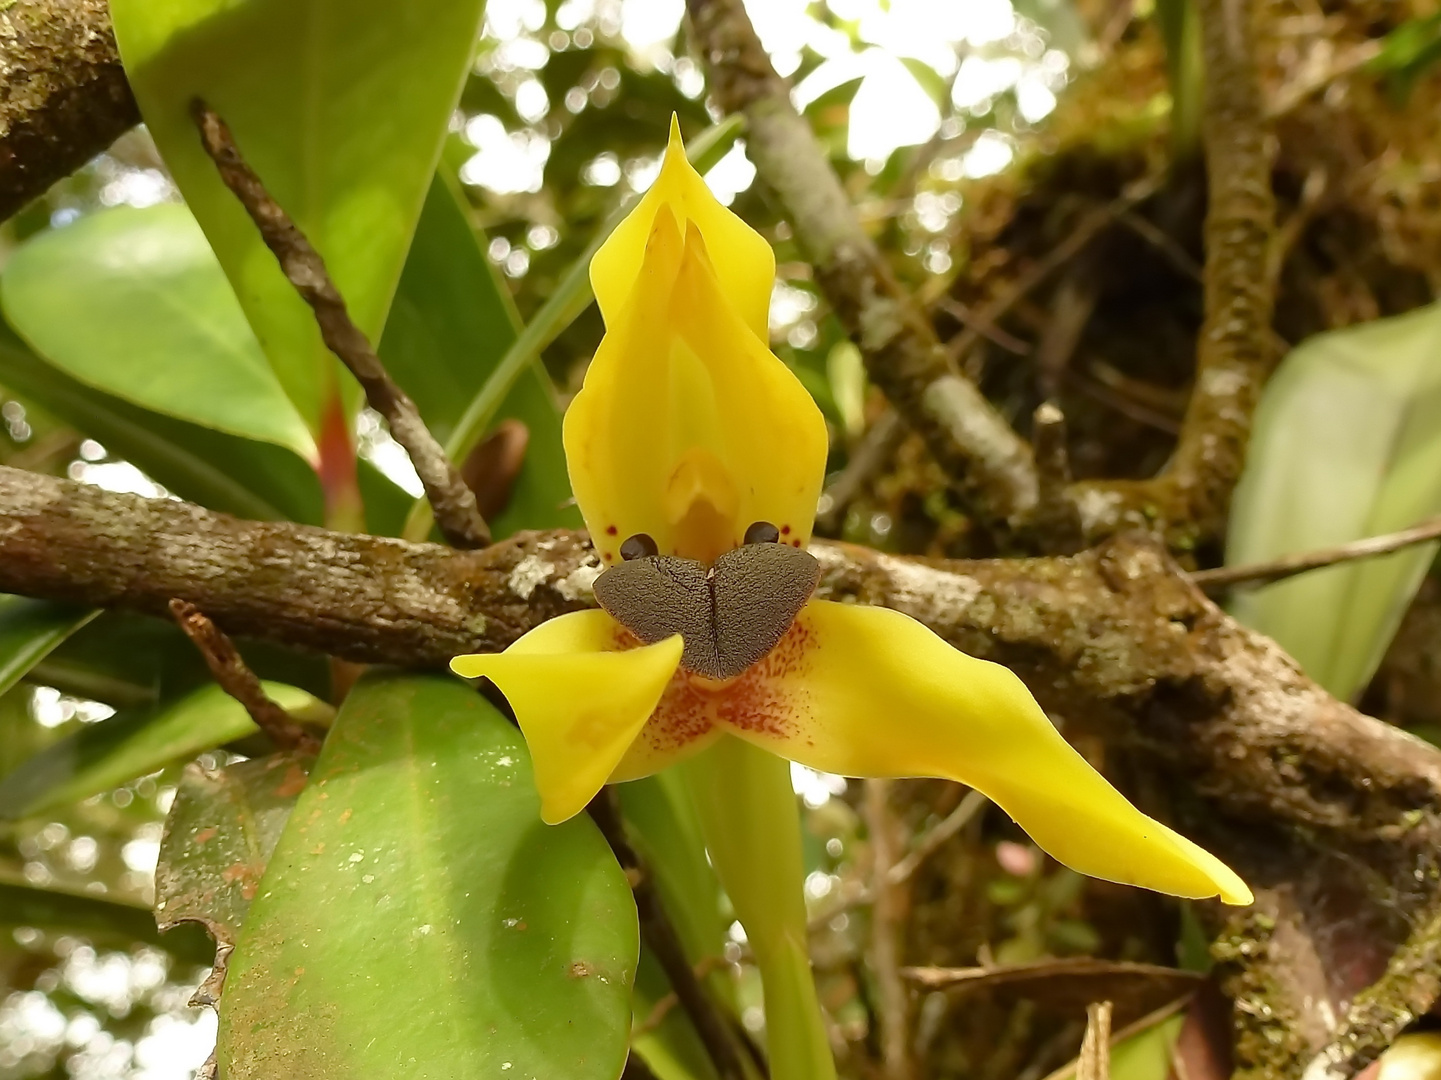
[0,596,97,698]
[110,0,488,432]
[3,205,313,459]
[219,673,638,1079]
[379,173,576,537]
[0,319,322,522]
[621,774,729,1080]
[0,682,329,820]
[156,751,315,971]
[0,879,213,964]
[1227,302,1441,700]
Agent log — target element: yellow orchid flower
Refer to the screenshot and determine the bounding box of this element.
[450,120,1251,911]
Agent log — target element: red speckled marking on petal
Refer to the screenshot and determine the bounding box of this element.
[605,524,619,535]
[713,619,813,738]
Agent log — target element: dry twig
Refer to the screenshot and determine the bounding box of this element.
[865,779,912,1080]
[1190,516,1441,591]
[190,100,490,549]
[588,790,747,1080]
[168,598,319,753]
[1071,0,1277,545]
[685,0,1038,530]
[1078,1002,1113,1080]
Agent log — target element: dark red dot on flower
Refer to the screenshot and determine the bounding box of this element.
[791,539,801,547]
[781,524,791,535]
[605,525,618,536]
[603,552,613,561]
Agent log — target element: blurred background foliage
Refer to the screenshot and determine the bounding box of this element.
[1,0,1441,1076]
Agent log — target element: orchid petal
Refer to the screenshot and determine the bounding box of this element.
[565,211,828,564]
[722,600,1253,905]
[450,611,683,824]
[591,115,774,341]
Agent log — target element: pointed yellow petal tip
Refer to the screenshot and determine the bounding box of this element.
[718,601,1253,904]
[590,114,775,340]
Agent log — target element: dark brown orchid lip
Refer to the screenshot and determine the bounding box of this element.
[592,539,820,680]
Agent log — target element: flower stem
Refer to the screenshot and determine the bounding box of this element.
[681,737,837,1080]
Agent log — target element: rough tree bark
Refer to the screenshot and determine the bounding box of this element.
[0,0,138,220]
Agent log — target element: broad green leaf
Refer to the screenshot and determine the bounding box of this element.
[3,206,313,459]
[1227,303,1441,700]
[0,596,97,698]
[0,879,213,964]
[220,673,638,1079]
[0,682,328,820]
[0,319,322,522]
[110,0,488,432]
[379,173,575,538]
[156,750,315,996]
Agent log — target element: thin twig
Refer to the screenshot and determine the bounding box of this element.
[632,955,729,1036]
[686,0,1038,531]
[168,599,319,754]
[806,789,989,935]
[934,297,1030,355]
[890,789,988,887]
[865,779,912,1080]
[190,99,490,549]
[946,176,1163,368]
[816,410,907,534]
[588,790,747,1080]
[1190,516,1441,592]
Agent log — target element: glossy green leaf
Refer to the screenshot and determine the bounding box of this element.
[1227,302,1441,700]
[156,751,315,969]
[0,682,328,820]
[0,319,322,522]
[110,0,488,432]
[2,205,313,459]
[0,596,97,699]
[220,673,638,1079]
[379,173,575,538]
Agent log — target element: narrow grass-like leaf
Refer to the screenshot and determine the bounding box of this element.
[0,682,328,820]
[0,597,98,699]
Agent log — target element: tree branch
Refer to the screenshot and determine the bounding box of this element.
[192,101,491,549]
[2,464,1437,858]
[0,0,138,222]
[684,0,1038,530]
[1072,0,1277,547]
[169,599,320,753]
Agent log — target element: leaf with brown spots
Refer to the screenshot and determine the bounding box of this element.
[154,749,315,1010]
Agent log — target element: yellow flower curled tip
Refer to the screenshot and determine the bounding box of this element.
[452,124,1253,908]
[591,115,774,342]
